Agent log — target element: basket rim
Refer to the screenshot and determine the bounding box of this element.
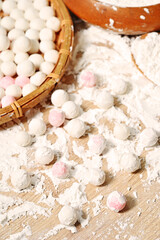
[0,0,74,125]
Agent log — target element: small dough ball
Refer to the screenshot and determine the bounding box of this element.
[40,40,55,53]
[0,87,5,100]
[11,169,31,190]
[28,39,39,54]
[10,9,24,20]
[110,79,128,95]
[1,61,16,76]
[88,134,106,155]
[48,109,65,127]
[25,29,39,40]
[35,147,54,165]
[24,8,38,21]
[113,123,130,140]
[15,18,29,31]
[15,131,32,147]
[0,50,14,62]
[29,54,44,70]
[95,90,114,110]
[66,119,86,138]
[15,76,30,88]
[8,29,24,41]
[46,17,61,32]
[44,50,59,64]
[139,128,158,148]
[34,0,47,10]
[22,83,37,97]
[51,89,69,107]
[40,61,54,75]
[13,36,31,53]
[0,35,10,51]
[17,0,32,11]
[1,96,15,108]
[30,71,46,86]
[80,71,96,88]
[17,60,35,77]
[89,168,105,186]
[6,84,22,99]
[2,0,17,14]
[52,162,69,179]
[62,101,79,119]
[14,52,29,64]
[39,28,55,41]
[107,191,126,212]
[120,153,141,173]
[58,206,77,226]
[1,16,15,31]
[29,118,46,136]
[0,76,15,89]
[30,18,45,31]
[39,6,54,20]
[0,26,7,35]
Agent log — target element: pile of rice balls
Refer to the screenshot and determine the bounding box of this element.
[0,0,60,108]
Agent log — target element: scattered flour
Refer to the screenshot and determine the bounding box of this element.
[97,0,160,7]
[5,225,32,240]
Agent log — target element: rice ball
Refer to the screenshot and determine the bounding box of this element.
[113,123,130,140]
[120,153,141,173]
[35,146,54,165]
[89,168,105,186]
[66,119,86,138]
[58,206,77,226]
[11,169,31,190]
[22,83,37,96]
[62,101,79,119]
[51,89,69,107]
[17,60,35,77]
[6,84,22,98]
[29,118,46,136]
[15,131,32,147]
[95,90,114,110]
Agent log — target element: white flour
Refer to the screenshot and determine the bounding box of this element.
[0,24,160,239]
[97,0,160,7]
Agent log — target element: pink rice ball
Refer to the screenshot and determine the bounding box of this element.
[1,95,15,108]
[88,134,106,155]
[15,76,30,88]
[52,162,69,179]
[80,71,96,87]
[48,109,65,127]
[0,76,15,89]
[107,191,126,212]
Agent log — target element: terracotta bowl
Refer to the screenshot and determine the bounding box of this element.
[64,0,160,35]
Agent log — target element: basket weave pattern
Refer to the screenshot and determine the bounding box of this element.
[0,0,74,125]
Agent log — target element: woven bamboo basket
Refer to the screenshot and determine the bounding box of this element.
[0,0,74,126]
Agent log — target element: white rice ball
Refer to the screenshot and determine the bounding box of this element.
[29,118,46,136]
[58,206,77,226]
[25,29,39,40]
[6,84,22,98]
[17,60,35,77]
[1,61,16,76]
[110,79,128,95]
[17,0,32,11]
[89,168,106,186]
[8,29,24,41]
[113,123,130,140]
[39,6,54,20]
[2,0,17,14]
[13,36,31,53]
[33,0,47,10]
[95,90,114,110]
[22,83,37,97]
[39,28,55,41]
[51,89,69,107]
[66,119,86,138]
[24,8,38,21]
[44,50,59,64]
[14,52,29,64]
[46,16,61,32]
[139,128,158,148]
[29,54,44,70]
[120,153,141,173]
[62,101,79,119]
[35,146,54,165]
[15,131,32,147]
[1,16,15,31]
[11,169,31,190]
[15,18,29,31]
[40,61,54,75]
[30,71,46,86]
[30,18,45,31]
[39,40,55,53]
[0,35,10,51]
[10,8,24,20]
[0,50,14,62]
